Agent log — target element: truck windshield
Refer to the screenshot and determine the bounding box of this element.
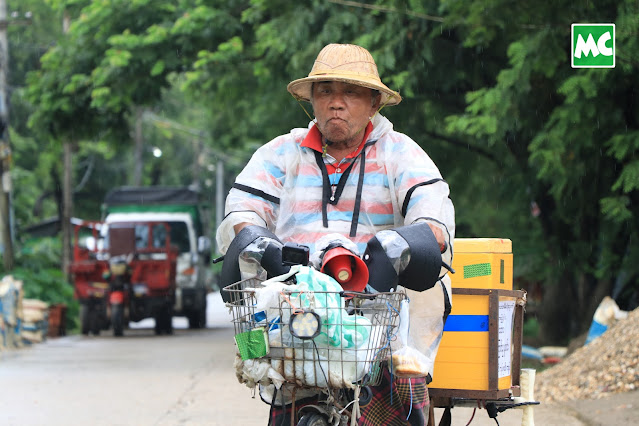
[134,222,190,254]
[166,221,190,253]
[104,222,192,255]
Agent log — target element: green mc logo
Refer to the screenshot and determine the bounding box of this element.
[572,24,615,68]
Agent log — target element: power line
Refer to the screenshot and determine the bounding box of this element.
[142,110,248,165]
[328,0,445,23]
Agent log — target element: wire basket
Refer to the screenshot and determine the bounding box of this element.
[224,276,406,390]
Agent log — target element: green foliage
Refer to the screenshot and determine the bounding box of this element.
[10,131,60,227]
[442,0,639,341]
[3,237,79,332]
[8,0,63,139]
[523,317,540,339]
[14,0,639,344]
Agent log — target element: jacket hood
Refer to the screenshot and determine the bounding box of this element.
[369,114,393,141]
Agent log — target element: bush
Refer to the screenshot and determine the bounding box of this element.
[523,316,540,339]
[2,236,79,332]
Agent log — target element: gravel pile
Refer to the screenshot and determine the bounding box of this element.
[535,307,639,402]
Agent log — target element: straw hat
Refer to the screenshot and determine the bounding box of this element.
[287,44,401,106]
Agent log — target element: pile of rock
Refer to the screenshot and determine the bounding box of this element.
[536,307,639,402]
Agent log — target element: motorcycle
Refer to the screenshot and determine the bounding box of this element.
[102,222,177,337]
[223,243,406,426]
[104,255,131,337]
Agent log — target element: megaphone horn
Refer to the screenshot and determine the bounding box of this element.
[320,247,369,292]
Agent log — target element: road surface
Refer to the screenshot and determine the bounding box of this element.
[0,292,271,425]
[3,292,633,425]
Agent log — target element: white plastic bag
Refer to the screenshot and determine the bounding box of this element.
[390,298,434,378]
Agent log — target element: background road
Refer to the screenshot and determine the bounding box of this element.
[0,292,270,425]
[1,292,635,425]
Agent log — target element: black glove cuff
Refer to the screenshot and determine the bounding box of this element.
[221,225,284,301]
[394,222,442,291]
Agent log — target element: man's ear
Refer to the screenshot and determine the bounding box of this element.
[371,91,382,112]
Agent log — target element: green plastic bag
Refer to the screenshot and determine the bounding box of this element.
[235,327,269,360]
[292,266,371,349]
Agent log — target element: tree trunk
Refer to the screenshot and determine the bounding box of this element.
[0,166,13,271]
[539,266,575,344]
[62,142,73,283]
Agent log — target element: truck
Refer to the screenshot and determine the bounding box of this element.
[101,186,212,329]
[71,220,179,336]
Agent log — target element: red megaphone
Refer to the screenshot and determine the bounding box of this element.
[320,247,369,292]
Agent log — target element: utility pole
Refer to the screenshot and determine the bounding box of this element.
[0,4,33,271]
[215,159,224,233]
[132,106,144,186]
[192,131,204,191]
[0,0,13,270]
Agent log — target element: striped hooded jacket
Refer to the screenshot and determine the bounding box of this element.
[217,113,455,378]
[217,113,454,261]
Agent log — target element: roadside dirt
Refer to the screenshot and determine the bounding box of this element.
[536,308,639,403]
[529,307,638,425]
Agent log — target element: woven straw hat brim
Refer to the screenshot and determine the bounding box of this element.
[287,74,402,106]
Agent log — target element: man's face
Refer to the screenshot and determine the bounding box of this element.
[311,81,380,147]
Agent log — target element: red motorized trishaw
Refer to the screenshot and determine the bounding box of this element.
[70,220,178,336]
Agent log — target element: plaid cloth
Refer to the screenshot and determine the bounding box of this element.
[358,368,429,426]
[267,368,429,426]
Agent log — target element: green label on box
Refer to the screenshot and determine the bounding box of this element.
[235,327,269,360]
[464,263,492,279]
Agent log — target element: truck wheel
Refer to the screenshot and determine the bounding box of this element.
[112,304,124,337]
[155,304,173,335]
[81,303,101,336]
[80,304,90,335]
[187,307,206,329]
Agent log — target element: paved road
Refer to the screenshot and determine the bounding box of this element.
[0,292,271,425]
[2,292,634,425]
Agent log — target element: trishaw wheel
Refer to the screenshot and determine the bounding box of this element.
[112,304,124,337]
[187,307,206,329]
[297,412,329,426]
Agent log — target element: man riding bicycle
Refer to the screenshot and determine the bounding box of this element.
[217,43,455,425]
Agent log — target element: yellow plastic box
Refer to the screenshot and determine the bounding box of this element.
[450,238,513,290]
[429,238,524,400]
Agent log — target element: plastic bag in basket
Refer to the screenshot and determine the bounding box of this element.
[264,266,375,388]
[390,298,434,378]
[292,266,371,349]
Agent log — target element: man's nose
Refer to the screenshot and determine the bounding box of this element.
[328,92,346,109]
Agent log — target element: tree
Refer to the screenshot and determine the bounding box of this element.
[441,0,639,340]
[23,0,638,343]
